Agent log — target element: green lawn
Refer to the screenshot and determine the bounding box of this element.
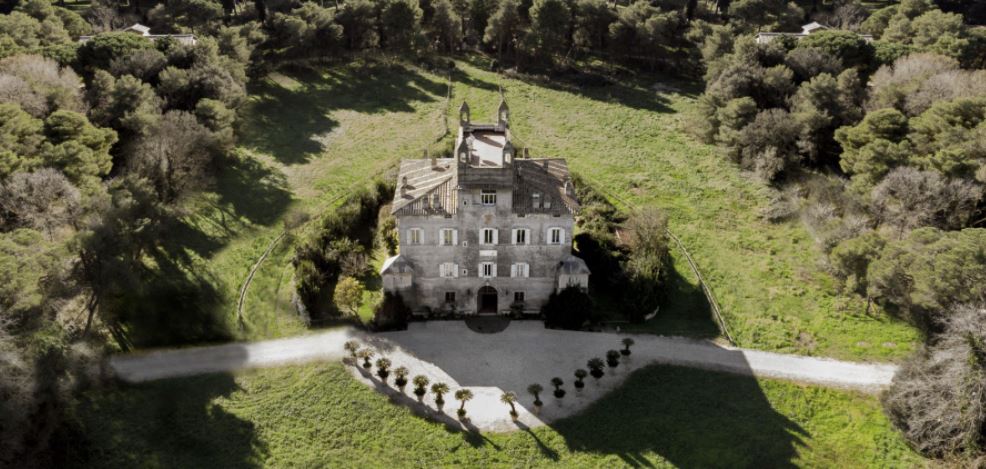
[69,362,922,468]
[166,58,918,360]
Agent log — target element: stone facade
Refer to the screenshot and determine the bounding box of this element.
[381,99,589,316]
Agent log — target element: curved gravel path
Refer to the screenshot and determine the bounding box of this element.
[109,321,898,432]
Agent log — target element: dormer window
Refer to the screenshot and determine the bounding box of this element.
[544,196,552,209]
[431,192,441,209]
[532,192,541,208]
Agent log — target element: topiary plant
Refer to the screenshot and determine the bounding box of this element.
[375,357,392,382]
[587,357,605,379]
[574,369,587,389]
[357,349,375,369]
[527,383,544,407]
[412,375,430,401]
[621,337,635,356]
[606,350,621,368]
[551,377,566,398]
[394,366,409,390]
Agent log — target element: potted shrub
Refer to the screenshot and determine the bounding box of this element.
[621,338,635,357]
[574,369,587,390]
[394,366,409,392]
[551,377,566,399]
[587,358,605,380]
[454,389,474,420]
[432,382,449,410]
[501,391,519,421]
[357,349,375,370]
[375,357,392,382]
[412,375,429,402]
[606,350,621,370]
[343,340,360,363]
[527,383,544,414]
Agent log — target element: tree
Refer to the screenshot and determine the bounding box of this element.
[882,304,986,460]
[77,31,155,71]
[527,383,543,406]
[573,369,587,388]
[573,0,614,52]
[343,340,360,359]
[380,0,423,51]
[550,376,565,397]
[500,390,518,418]
[797,30,874,70]
[621,337,634,355]
[335,0,379,50]
[867,227,986,328]
[431,381,449,406]
[528,0,571,60]
[412,374,430,399]
[0,54,84,118]
[870,168,981,233]
[454,388,473,417]
[0,103,44,178]
[427,0,462,53]
[587,357,605,379]
[829,231,886,304]
[484,0,522,57]
[42,110,117,191]
[375,357,392,381]
[334,276,364,317]
[835,108,911,190]
[357,348,374,368]
[394,366,409,389]
[0,169,81,235]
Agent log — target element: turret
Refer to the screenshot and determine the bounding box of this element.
[459,101,470,128]
[497,98,509,129]
[456,138,470,164]
[503,140,514,166]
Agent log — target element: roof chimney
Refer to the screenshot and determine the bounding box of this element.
[400,176,408,197]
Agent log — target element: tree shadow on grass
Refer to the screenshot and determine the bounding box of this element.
[240,62,446,166]
[68,368,266,468]
[214,154,293,228]
[550,362,809,468]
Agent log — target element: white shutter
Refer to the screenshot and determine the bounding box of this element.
[492,263,498,278]
[453,229,458,246]
[510,264,517,277]
[453,263,459,278]
[493,229,499,245]
[560,229,566,245]
[511,229,518,245]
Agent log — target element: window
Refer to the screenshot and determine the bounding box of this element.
[408,228,423,245]
[548,228,563,245]
[440,228,457,246]
[481,189,497,206]
[481,228,497,245]
[514,292,525,303]
[439,262,458,278]
[479,262,496,278]
[511,263,529,278]
[512,228,528,245]
[445,291,456,303]
[532,192,541,208]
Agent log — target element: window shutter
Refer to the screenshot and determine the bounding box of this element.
[407,230,413,244]
[493,229,499,245]
[453,263,459,278]
[492,263,498,278]
[511,264,517,277]
[511,229,518,245]
[453,229,458,246]
[439,263,446,277]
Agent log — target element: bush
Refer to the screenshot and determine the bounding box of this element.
[371,292,411,331]
[882,304,986,460]
[542,286,593,330]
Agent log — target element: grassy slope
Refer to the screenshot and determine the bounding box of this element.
[71,362,922,468]
[174,59,917,360]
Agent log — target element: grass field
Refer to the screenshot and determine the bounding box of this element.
[70,362,922,468]
[166,57,918,360]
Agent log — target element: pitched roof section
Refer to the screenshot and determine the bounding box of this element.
[513,159,579,215]
[392,159,458,216]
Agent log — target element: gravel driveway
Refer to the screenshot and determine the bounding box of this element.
[109,321,898,432]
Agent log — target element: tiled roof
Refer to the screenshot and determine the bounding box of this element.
[512,159,579,215]
[391,159,458,216]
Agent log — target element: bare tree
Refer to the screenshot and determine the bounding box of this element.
[0,169,82,237]
[883,304,986,460]
[871,168,982,236]
[128,111,217,203]
[0,55,85,117]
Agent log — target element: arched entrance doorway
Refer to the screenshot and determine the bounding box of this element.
[477,286,497,314]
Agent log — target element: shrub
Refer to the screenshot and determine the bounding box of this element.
[542,285,593,330]
[375,357,391,381]
[551,377,565,398]
[431,382,449,406]
[372,292,411,331]
[621,337,634,356]
[527,383,543,406]
[357,349,374,369]
[394,366,409,388]
[574,369,587,388]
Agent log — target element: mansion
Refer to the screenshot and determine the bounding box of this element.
[380,99,590,315]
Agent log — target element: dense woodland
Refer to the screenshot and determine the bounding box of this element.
[0,0,984,465]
